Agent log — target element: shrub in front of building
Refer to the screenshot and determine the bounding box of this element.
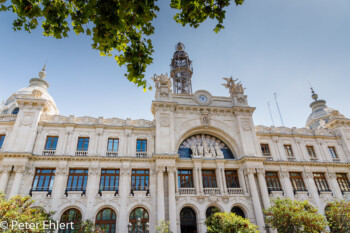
[325,200,350,233]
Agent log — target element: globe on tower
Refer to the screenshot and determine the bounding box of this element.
[170,42,193,94]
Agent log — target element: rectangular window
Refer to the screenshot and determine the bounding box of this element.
[225,170,240,188]
[45,136,58,150]
[289,172,307,191]
[131,169,149,191]
[328,146,338,159]
[265,171,282,192]
[77,137,89,151]
[284,145,294,157]
[0,135,5,149]
[136,139,147,152]
[202,170,217,188]
[260,144,271,156]
[107,138,119,152]
[67,169,88,191]
[178,169,194,188]
[32,168,55,191]
[306,146,316,158]
[336,173,350,193]
[100,169,119,191]
[313,173,330,192]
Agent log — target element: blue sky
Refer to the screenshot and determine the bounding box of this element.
[1,0,350,128]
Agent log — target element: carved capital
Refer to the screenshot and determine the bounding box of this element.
[245,168,256,175]
[156,166,166,173]
[167,167,176,173]
[256,168,265,175]
[89,167,100,176]
[120,168,131,176]
[56,167,68,175]
[0,165,12,173]
[14,165,26,173]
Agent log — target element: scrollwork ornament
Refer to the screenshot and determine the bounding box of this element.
[156,166,166,173]
[304,171,313,179]
[256,168,265,175]
[57,167,68,175]
[245,168,256,175]
[0,165,12,173]
[89,167,100,176]
[121,168,131,176]
[167,167,176,174]
[14,165,26,173]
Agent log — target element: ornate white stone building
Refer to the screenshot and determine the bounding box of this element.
[0,43,349,233]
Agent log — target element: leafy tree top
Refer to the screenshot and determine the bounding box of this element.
[325,200,350,233]
[0,0,244,91]
[264,198,327,233]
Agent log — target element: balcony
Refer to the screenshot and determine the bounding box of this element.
[42,150,55,156]
[106,151,118,157]
[178,188,196,195]
[98,186,119,196]
[75,151,88,156]
[131,186,150,196]
[227,188,244,195]
[29,187,52,197]
[136,152,147,158]
[264,156,273,161]
[0,114,17,122]
[65,187,86,197]
[203,188,220,195]
[287,156,296,162]
[332,157,341,162]
[310,157,318,162]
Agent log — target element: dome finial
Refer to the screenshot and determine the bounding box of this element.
[310,87,318,101]
[39,64,47,79]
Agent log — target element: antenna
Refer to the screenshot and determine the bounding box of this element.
[267,101,275,126]
[274,93,284,126]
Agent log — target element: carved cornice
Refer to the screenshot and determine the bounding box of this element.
[263,159,350,168]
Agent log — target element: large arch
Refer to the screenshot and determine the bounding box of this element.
[96,208,116,233]
[129,207,149,232]
[180,206,197,233]
[59,208,82,233]
[231,206,246,218]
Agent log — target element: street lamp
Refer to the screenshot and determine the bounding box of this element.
[128,218,149,233]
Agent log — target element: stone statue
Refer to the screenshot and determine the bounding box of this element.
[152,73,172,90]
[203,140,210,157]
[197,143,204,156]
[210,145,216,157]
[222,76,245,96]
[215,142,224,158]
[191,142,198,157]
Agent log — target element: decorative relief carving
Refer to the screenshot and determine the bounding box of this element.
[0,165,12,173]
[56,167,68,175]
[160,114,170,127]
[156,166,166,173]
[21,113,34,126]
[241,118,251,131]
[200,111,211,128]
[245,168,256,175]
[14,165,26,173]
[88,167,100,176]
[120,168,131,176]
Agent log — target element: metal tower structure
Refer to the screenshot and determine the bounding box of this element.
[170,42,193,94]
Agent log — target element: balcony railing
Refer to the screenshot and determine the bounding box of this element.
[130,186,150,196]
[75,151,88,156]
[264,156,273,161]
[203,187,220,195]
[29,187,52,197]
[287,156,296,162]
[267,187,284,195]
[0,114,17,121]
[178,188,196,195]
[227,188,244,195]
[42,150,56,156]
[98,186,119,196]
[106,151,118,157]
[136,152,147,157]
[310,157,318,162]
[65,187,86,196]
[332,158,341,162]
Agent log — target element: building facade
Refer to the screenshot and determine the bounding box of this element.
[0,44,350,233]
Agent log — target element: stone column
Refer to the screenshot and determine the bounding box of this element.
[327,172,343,198]
[198,168,203,194]
[246,168,266,232]
[119,168,131,233]
[175,168,179,195]
[280,171,294,199]
[0,165,12,193]
[64,131,72,155]
[168,167,177,233]
[157,166,165,223]
[9,165,26,198]
[193,167,200,194]
[304,171,322,209]
[216,168,224,194]
[238,168,248,194]
[51,166,68,212]
[220,168,228,194]
[85,167,100,219]
[256,168,271,209]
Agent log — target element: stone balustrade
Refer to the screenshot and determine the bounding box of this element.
[227,188,244,195]
[203,187,220,195]
[178,188,196,195]
[42,150,55,156]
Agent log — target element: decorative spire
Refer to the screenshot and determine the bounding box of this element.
[310,87,318,101]
[39,64,47,79]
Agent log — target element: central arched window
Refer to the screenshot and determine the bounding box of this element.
[231,206,245,218]
[96,208,116,233]
[178,134,234,159]
[206,206,220,219]
[12,107,19,115]
[129,207,149,231]
[59,208,82,233]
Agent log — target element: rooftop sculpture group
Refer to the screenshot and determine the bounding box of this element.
[191,136,224,159]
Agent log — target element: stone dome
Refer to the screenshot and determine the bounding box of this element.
[306,89,345,129]
[0,67,59,115]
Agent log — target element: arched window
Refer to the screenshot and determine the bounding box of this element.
[12,107,19,115]
[59,208,82,233]
[129,207,149,232]
[231,206,245,218]
[96,208,116,233]
[180,207,197,233]
[206,206,220,219]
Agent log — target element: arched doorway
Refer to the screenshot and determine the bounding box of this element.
[59,208,82,233]
[96,208,116,233]
[206,206,220,219]
[180,207,197,233]
[231,206,245,218]
[129,207,149,232]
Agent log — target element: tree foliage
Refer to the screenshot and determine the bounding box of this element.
[325,200,350,233]
[0,193,54,233]
[264,198,327,233]
[155,220,172,233]
[0,0,244,90]
[205,212,259,233]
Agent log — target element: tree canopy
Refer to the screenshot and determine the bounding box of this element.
[0,0,244,91]
[205,212,259,233]
[325,200,350,233]
[264,198,327,233]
